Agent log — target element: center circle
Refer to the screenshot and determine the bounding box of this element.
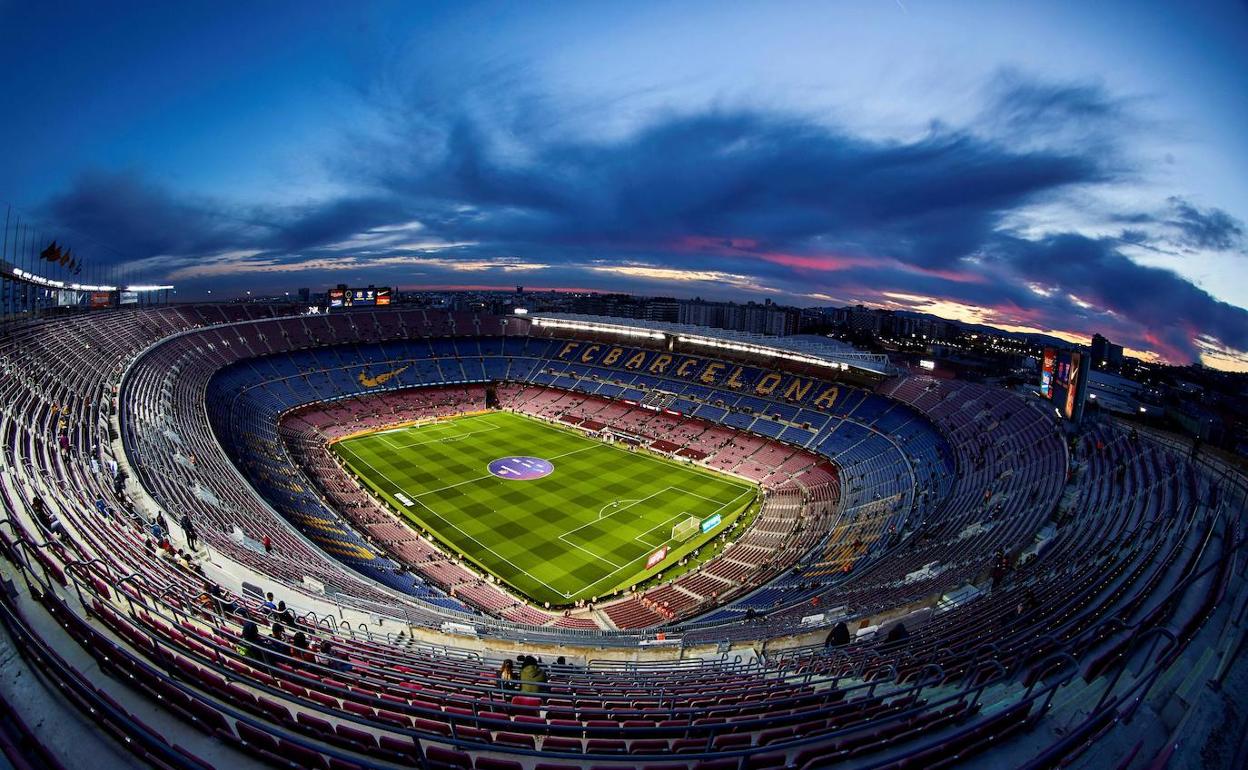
[488,456,554,480]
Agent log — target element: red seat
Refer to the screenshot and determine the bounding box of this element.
[425,745,472,770]
[379,735,417,761]
[587,738,628,754]
[236,721,278,753]
[543,736,583,753]
[335,723,378,751]
[414,717,453,737]
[277,739,329,770]
[494,731,536,750]
[629,739,669,755]
[475,758,524,770]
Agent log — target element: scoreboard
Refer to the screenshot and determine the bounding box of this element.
[328,287,391,309]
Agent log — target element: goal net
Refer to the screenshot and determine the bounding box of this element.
[672,516,700,542]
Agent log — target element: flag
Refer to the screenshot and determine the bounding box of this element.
[40,240,62,261]
[60,247,72,266]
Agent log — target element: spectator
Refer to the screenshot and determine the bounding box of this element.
[990,549,1009,589]
[498,659,517,691]
[261,592,277,614]
[262,534,272,554]
[316,640,352,673]
[238,621,268,663]
[198,581,236,615]
[94,496,109,517]
[268,623,291,659]
[179,513,198,550]
[825,621,851,648]
[519,656,548,694]
[885,623,910,643]
[291,632,314,664]
[275,601,296,627]
[30,494,59,536]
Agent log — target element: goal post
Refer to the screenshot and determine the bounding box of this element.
[672,516,700,542]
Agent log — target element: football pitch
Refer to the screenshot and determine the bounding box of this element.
[331,411,756,606]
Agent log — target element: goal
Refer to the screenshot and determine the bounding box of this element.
[672,516,700,542]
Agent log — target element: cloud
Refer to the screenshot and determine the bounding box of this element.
[984,232,1248,361]
[41,170,261,261]
[32,70,1248,369]
[978,71,1140,155]
[1164,196,1244,251]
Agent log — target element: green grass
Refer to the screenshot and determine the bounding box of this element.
[331,411,756,607]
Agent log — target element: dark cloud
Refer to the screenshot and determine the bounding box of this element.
[42,170,259,262]
[984,74,1128,133]
[374,109,1104,271]
[32,73,1247,367]
[985,232,1248,360]
[264,196,414,252]
[1165,196,1244,251]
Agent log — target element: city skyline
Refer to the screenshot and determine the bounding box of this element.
[2,1,1246,369]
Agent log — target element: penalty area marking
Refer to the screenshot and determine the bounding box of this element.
[377,418,502,449]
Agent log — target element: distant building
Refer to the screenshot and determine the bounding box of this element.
[677,298,798,336]
[1091,333,1124,370]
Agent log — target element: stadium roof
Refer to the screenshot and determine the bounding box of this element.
[527,313,897,376]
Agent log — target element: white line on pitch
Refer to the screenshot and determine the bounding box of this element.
[558,536,625,570]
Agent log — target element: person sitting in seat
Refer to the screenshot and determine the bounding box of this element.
[498,659,517,691]
[519,656,548,694]
[826,621,851,648]
[268,623,291,660]
[291,631,315,665]
[274,601,296,628]
[238,621,269,664]
[885,622,909,643]
[316,640,352,673]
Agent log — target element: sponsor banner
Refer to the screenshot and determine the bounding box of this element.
[700,513,722,533]
[440,622,478,637]
[551,340,843,412]
[1040,347,1056,398]
[646,545,669,569]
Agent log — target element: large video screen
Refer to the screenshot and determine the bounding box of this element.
[328,286,390,308]
[1042,347,1089,422]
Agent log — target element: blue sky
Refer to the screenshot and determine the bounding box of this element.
[2,0,1246,368]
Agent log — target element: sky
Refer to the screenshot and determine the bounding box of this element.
[1,0,1246,369]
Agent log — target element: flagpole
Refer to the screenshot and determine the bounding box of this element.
[2,205,9,268]
[20,220,28,316]
[1,206,9,321]
[21,221,29,316]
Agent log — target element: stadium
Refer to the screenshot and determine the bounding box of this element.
[0,300,1245,770]
[3,3,1248,769]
